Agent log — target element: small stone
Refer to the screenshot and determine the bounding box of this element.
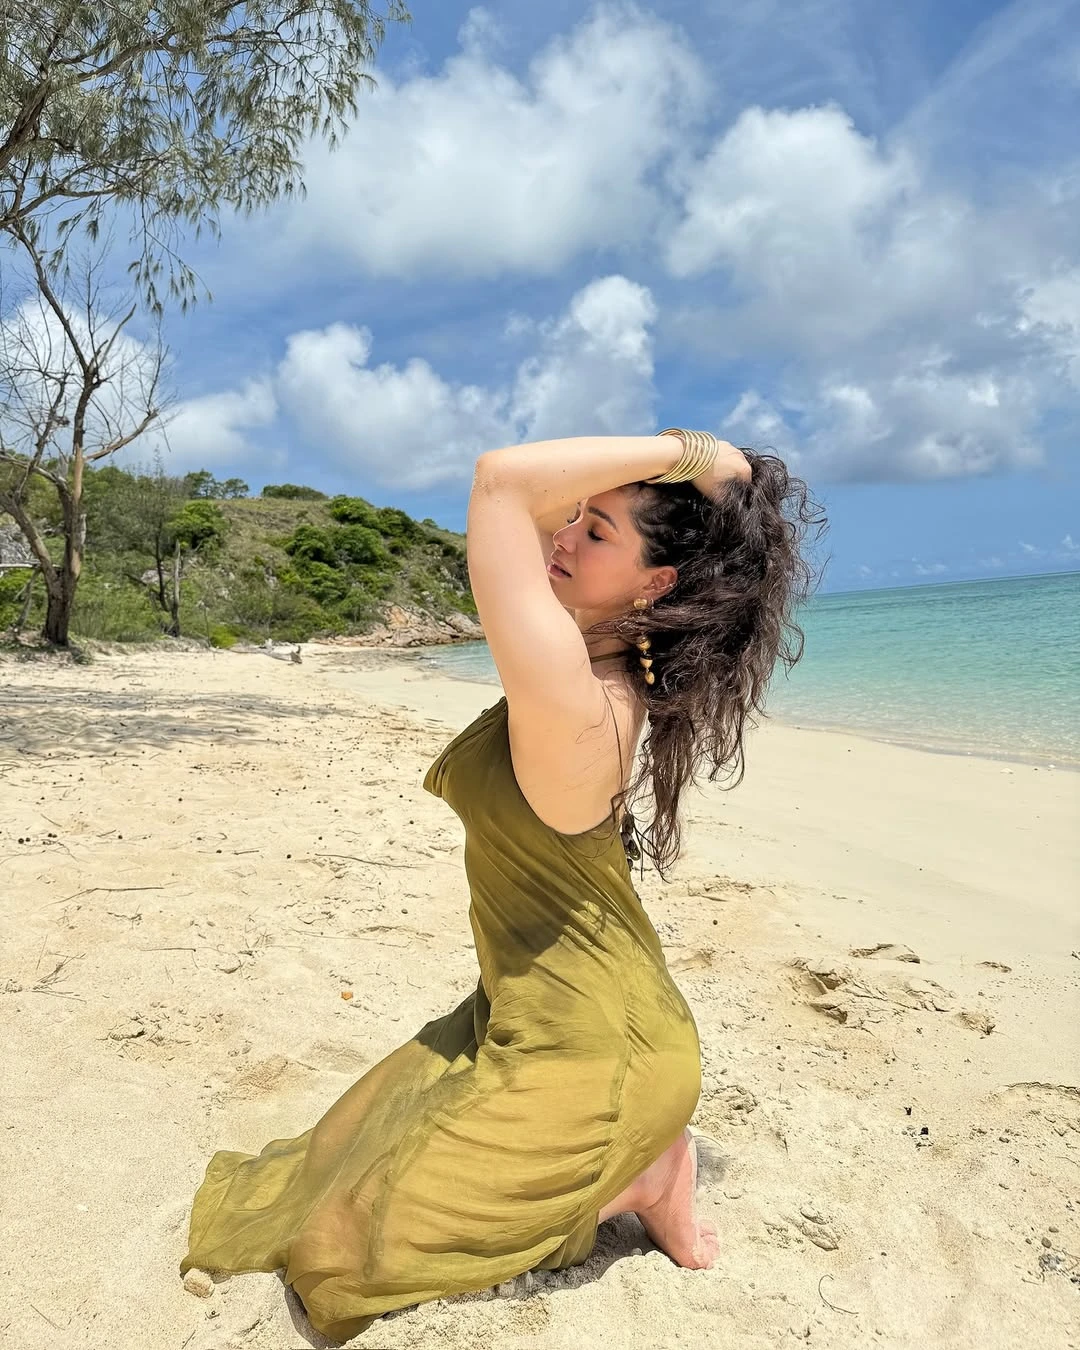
[183,1268,214,1298]
[1041,1236,1053,1248]
[216,956,242,974]
[631,1246,644,1257]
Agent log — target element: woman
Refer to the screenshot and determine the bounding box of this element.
[179,429,825,1342]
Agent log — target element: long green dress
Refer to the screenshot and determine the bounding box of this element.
[179,686,702,1343]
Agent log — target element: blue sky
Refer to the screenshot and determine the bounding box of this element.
[127,0,1080,592]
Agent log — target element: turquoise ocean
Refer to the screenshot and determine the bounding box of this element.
[401,571,1080,768]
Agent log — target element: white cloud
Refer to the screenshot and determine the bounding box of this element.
[508,275,658,440]
[147,380,279,472]
[658,80,1080,481]
[1015,267,1080,387]
[274,275,660,489]
[275,322,509,490]
[720,364,1041,482]
[261,7,706,280]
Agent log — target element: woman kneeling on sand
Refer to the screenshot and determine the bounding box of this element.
[180,428,825,1342]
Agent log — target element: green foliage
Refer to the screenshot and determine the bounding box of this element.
[328,495,382,527]
[70,571,161,642]
[169,500,227,554]
[3,460,474,644]
[182,470,249,499]
[284,524,337,565]
[335,524,386,565]
[0,568,33,629]
[0,1,411,312]
[261,484,327,500]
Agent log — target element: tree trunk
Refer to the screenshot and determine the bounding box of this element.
[168,539,181,637]
[0,491,71,644]
[42,575,73,645]
[42,493,85,646]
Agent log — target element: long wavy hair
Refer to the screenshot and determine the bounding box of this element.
[585,449,829,881]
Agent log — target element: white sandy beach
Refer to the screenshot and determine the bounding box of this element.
[1,643,1077,1350]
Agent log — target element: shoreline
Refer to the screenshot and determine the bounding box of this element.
[310,641,1080,774]
[5,633,1075,772]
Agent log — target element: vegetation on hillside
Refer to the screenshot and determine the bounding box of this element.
[0,464,474,647]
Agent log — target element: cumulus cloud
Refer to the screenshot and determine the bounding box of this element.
[146,380,279,472]
[274,275,659,488]
[663,98,1067,480]
[721,364,1042,481]
[267,6,706,279]
[1015,267,1080,387]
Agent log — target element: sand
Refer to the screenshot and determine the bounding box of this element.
[1,642,1077,1350]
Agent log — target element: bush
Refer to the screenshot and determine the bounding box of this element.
[70,573,161,641]
[283,524,337,565]
[327,495,381,528]
[333,524,388,566]
[0,568,34,630]
[208,624,240,648]
[295,560,350,606]
[261,484,328,500]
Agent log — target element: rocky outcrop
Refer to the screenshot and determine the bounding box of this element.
[0,522,35,568]
[316,603,484,649]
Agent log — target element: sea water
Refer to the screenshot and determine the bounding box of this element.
[401,572,1080,767]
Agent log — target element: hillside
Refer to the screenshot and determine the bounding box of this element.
[0,471,482,648]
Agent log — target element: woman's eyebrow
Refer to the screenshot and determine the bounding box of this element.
[587,506,618,532]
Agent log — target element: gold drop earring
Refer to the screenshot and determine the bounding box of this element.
[633,597,654,684]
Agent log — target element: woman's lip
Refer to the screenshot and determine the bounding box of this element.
[547,560,571,577]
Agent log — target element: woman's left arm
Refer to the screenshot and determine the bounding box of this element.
[475,434,684,517]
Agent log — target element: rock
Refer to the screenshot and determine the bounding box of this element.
[313,604,484,649]
[183,1268,214,1298]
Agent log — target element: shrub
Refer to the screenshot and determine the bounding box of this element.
[261,484,327,500]
[327,495,381,527]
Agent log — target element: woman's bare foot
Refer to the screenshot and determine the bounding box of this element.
[602,1127,719,1269]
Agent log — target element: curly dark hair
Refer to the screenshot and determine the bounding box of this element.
[583,449,829,881]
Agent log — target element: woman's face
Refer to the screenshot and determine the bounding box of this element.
[547,486,674,616]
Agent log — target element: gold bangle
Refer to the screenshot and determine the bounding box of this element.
[647,428,720,484]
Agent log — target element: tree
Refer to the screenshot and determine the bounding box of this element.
[0,1,411,312]
[181,469,249,498]
[0,226,163,644]
[83,457,217,637]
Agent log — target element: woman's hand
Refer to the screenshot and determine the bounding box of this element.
[690,440,752,501]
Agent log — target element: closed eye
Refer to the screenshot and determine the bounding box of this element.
[564,513,604,542]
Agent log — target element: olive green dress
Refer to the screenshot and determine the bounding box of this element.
[179,689,702,1343]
